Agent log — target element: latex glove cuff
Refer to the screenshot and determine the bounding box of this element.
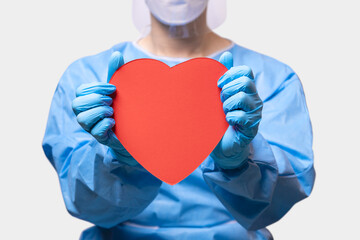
[108,148,139,167]
[211,143,250,170]
[105,131,139,167]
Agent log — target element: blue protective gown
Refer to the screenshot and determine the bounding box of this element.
[42,41,315,240]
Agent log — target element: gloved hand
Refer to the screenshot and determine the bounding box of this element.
[211,52,263,169]
[72,51,138,166]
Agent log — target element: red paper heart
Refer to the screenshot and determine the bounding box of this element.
[109,58,228,185]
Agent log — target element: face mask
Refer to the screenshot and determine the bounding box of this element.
[145,0,209,26]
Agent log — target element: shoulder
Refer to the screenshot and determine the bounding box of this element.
[230,43,300,101]
[60,41,132,86]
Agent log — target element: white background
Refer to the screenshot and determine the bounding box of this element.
[0,0,359,239]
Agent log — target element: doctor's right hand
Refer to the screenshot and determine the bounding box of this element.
[72,51,138,166]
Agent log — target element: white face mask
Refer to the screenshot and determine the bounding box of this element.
[145,0,209,26]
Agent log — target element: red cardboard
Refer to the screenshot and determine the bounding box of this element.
[109,58,228,185]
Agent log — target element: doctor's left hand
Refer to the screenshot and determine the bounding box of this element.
[211,52,263,169]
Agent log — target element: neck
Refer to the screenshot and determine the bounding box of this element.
[137,11,231,59]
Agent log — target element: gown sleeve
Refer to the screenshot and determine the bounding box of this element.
[201,67,315,230]
[42,57,162,228]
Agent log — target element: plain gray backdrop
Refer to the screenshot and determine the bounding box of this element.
[1,0,359,239]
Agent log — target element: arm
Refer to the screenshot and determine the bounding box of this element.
[201,53,315,230]
[42,52,162,228]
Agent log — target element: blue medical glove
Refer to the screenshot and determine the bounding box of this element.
[211,52,263,169]
[72,51,138,166]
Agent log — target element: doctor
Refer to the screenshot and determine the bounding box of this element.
[43,0,315,239]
